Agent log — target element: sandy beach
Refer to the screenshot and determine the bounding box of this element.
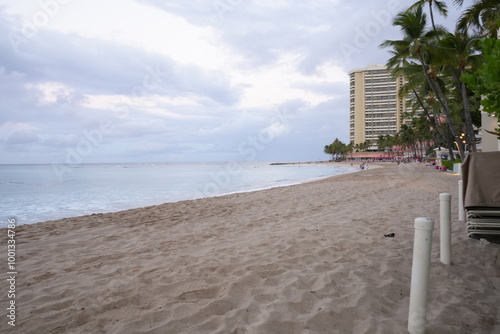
[1,162,499,334]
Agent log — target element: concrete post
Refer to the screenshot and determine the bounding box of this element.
[439,193,452,265]
[408,217,434,334]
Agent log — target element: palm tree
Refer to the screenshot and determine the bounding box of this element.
[377,134,387,152]
[391,60,449,150]
[347,141,355,159]
[392,133,403,157]
[437,30,482,152]
[454,0,500,38]
[331,138,344,160]
[366,140,372,151]
[384,134,395,157]
[377,134,395,157]
[412,115,435,158]
[324,139,349,161]
[400,124,416,157]
[409,0,448,30]
[462,38,500,128]
[358,140,371,152]
[380,6,465,159]
[323,144,333,160]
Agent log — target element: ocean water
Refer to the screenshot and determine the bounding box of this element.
[0,162,357,226]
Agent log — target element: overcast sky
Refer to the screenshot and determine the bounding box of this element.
[0,0,470,164]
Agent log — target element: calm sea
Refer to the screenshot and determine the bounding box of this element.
[0,162,356,226]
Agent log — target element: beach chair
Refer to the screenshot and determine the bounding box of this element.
[466,208,500,237]
[461,152,500,238]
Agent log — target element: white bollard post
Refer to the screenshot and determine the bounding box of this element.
[440,193,452,265]
[408,217,434,334]
[458,180,464,221]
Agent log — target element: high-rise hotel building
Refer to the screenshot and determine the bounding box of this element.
[349,64,407,149]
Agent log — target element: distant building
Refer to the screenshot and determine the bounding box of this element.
[349,64,409,150]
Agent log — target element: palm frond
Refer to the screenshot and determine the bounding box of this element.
[432,0,448,17]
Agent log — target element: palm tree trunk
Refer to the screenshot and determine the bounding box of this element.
[428,0,436,30]
[419,60,465,159]
[412,88,448,146]
[446,128,455,161]
[458,70,477,152]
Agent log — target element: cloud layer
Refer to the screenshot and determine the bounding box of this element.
[0,0,467,163]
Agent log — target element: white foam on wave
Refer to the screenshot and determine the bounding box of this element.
[0,163,357,226]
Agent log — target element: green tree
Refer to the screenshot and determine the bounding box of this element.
[330,138,348,161]
[392,133,403,156]
[455,0,500,38]
[358,140,371,152]
[347,141,355,159]
[399,124,416,157]
[462,38,500,135]
[377,134,387,152]
[409,0,448,30]
[411,115,435,158]
[437,30,482,151]
[380,6,465,159]
[324,144,333,160]
[392,61,449,150]
[324,139,349,161]
[376,134,394,156]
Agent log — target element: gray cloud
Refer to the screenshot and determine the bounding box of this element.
[0,0,469,164]
[0,8,241,104]
[5,131,39,145]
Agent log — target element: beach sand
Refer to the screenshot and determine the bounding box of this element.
[1,163,499,333]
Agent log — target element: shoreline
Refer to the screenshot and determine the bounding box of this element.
[1,163,498,333]
[3,161,362,227]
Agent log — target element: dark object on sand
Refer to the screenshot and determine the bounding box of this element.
[384,233,395,238]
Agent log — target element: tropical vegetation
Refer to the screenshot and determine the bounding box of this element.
[324,0,500,161]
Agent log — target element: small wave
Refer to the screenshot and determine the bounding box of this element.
[3,163,358,225]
